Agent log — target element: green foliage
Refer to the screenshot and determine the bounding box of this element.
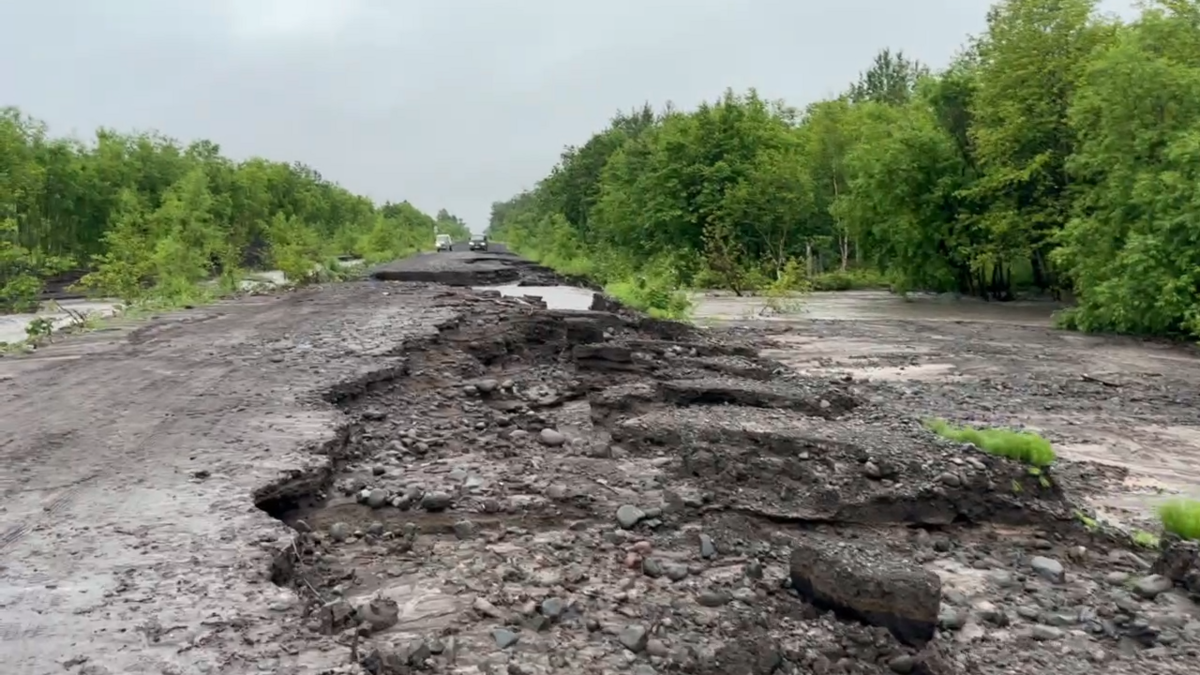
[924,418,1057,467]
[488,0,1200,340]
[1159,499,1200,541]
[0,107,450,312]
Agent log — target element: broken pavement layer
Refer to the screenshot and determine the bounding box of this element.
[789,535,941,647]
[608,400,1069,526]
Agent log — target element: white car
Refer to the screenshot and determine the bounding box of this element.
[435,234,453,252]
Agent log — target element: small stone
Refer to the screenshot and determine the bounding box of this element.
[453,520,477,540]
[744,560,764,580]
[863,461,883,479]
[1030,556,1064,583]
[1133,574,1173,599]
[1016,605,1040,621]
[366,488,389,509]
[938,608,966,630]
[1105,571,1130,585]
[1031,625,1063,641]
[357,597,400,631]
[937,472,962,488]
[641,557,664,578]
[619,624,648,652]
[540,597,564,619]
[420,491,452,512]
[371,465,386,476]
[492,628,520,649]
[699,534,717,559]
[646,639,670,658]
[538,428,567,446]
[473,597,505,619]
[697,590,731,607]
[731,587,757,604]
[887,654,915,674]
[329,522,350,542]
[544,484,568,500]
[476,379,499,393]
[663,563,689,581]
[616,504,645,529]
[366,522,385,536]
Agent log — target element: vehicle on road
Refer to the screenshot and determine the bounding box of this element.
[435,234,453,252]
[468,234,489,252]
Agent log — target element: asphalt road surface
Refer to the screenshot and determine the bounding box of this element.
[1,249,1197,675]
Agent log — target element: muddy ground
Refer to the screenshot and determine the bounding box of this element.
[1,252,1197,675]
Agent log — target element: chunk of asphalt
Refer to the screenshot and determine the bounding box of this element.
[789,535,941,647]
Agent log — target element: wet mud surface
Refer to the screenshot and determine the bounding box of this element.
[1,266,1198,675]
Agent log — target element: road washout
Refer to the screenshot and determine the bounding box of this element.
[1,251,1197,675]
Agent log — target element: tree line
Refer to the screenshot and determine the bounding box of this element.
[488,0,1200,338]
[1,107,469,312]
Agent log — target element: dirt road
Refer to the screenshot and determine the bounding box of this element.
[1,253,1197,675]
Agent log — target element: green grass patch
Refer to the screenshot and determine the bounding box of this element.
[1131,529,1161,549]
[1159,499,1200,540]
[924,418,1057,467]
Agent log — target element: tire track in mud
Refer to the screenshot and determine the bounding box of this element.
[0,473,99,553]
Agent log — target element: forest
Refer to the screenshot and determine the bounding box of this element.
[0,108,468,313]
[488,0,1200,338]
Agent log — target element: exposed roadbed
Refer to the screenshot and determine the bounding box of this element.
[1,252,1198,675]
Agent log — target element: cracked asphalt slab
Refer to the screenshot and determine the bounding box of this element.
[1,251,1197,675]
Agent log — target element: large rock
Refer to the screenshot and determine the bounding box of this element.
[790,536,941,647]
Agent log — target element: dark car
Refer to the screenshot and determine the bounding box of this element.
[468,235,489,251]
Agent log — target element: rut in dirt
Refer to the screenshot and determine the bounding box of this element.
[246,289,1197,675]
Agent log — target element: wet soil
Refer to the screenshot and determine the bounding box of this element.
[2,267,1198,675]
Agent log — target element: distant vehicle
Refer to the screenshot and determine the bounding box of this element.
[468,234,489,252]
[435,234,453,252]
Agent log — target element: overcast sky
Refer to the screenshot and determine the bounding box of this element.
[2,0,1137,231]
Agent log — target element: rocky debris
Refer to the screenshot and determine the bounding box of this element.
[616,504,645,529]
[1153,538,1200,596]
[263,284,1200,675]
[1029,555,1065,583]
[789,535,941,646]
[537,427,566,446]
[362,640,432,674]
[611,405,1066,526]
[356,596,400,632]
[658,376,860,418]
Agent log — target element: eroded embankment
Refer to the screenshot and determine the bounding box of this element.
[246,286,1200,675]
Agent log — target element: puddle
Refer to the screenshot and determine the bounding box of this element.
[476,284,597,311]
[0,265,362,345]
[0,299,122,345]
[692,290,1059,325]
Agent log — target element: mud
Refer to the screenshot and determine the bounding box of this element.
[1,264,1198,675]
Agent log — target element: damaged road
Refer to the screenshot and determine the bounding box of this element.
[1,254,1197,675]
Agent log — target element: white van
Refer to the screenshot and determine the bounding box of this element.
[435,234,453,252]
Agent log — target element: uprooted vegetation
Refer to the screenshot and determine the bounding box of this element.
[924,418,1058,468]
[251,287,1200,675]
[1160,499,1200,542]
